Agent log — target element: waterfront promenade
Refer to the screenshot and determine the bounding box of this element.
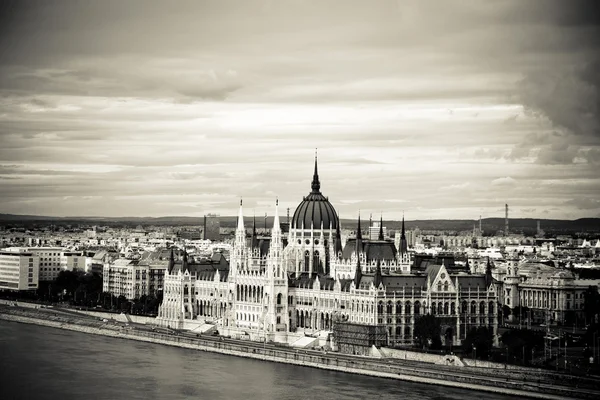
[1,303,599,400]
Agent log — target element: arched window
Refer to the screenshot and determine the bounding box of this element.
[444,302,449,315]
[437,282,442,291]
[462,300,468,314]
[386,301,393,314]
[414,301,421,315]
[471,301,477,314]
[377,301,384,314]
[488,301,494,314]
[431,302,436,315]
[304,250,310,272]
[396,301,402,314]
[444,282,449,292]
[480,301,485,315]
[313,250,320,273]
[405,301,411,314]
[451,302,456,315]
[277,293,282,305]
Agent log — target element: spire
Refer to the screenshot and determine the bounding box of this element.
[354,250,363,287]
[181,249,188,273]
[334,223,343,255]
[237,198,244,231]
[401,213,406,237]
[167,247,174,274]
[374,259,382,288]
[378,214,384,240]
[355,211,363,261]
[400,214,408,255]
[251,213,258,249]
[311,149,321,193]
[485,256,493,287]
[273,198,280,232]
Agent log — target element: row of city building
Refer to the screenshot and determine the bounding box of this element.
[2,158,599,351]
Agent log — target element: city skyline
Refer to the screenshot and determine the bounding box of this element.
[0,1,599,220]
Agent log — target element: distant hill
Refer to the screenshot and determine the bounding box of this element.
[0,213,598,235]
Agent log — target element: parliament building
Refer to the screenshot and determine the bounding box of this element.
[157,157,499,349]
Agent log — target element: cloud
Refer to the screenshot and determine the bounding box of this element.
[441,182,470,190]
[518,61,600,138]
[0,1,599,218]
[564,198,600,210]
[491,177,516,186]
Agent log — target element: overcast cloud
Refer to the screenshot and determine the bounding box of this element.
[0,0,599,220]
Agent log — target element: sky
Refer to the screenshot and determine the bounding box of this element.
[0,0,599,221]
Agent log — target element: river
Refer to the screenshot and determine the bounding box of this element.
[0,321,519,400]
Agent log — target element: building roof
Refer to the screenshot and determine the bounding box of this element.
[341,238,398,262]
[456,275,488,289]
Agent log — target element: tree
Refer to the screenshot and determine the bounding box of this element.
[501,305,511,321]
[464,327,494,360]
[564,310,576,327]
[583,286,600,325]
[501,328,544,365]
[413,314,442,350]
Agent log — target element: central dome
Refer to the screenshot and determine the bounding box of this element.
[291,155,339,230]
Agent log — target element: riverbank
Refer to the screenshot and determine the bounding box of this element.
[0,307,597,400]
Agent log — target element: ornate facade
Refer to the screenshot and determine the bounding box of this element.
[157,156,499,346]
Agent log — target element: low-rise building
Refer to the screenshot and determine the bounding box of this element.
[0,249,39,291]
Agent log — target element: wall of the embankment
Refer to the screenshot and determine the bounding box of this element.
[0,312,588,400]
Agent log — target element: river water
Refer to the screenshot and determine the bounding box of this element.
[0,321,518,400]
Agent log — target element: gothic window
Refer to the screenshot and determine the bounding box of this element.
[414,301,421,315]
[405,301,411,315]
[451,302,456,315]
[304,251,310,272]
[444,302,449,315]
[277,293,282,305]
[444,282,449,292]
[386,301,393,314]
[377,301,384,314]
[437,282,442,291]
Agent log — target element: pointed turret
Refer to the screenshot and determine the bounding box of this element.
[181,249,189,273]
[334,223,343,256]
[311,149,321,193]
[378,214,384,240]
[399,214,408,255]
[273,198,280,233]
[374,259,382,288]
[354,212,363,286]
[268,198,283,278]
[356,212,363,257]
[354,251,363,287]
[251,213,259,250]
[485,256,493,287]
[167,247,175,274]
[237,198,244,231]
